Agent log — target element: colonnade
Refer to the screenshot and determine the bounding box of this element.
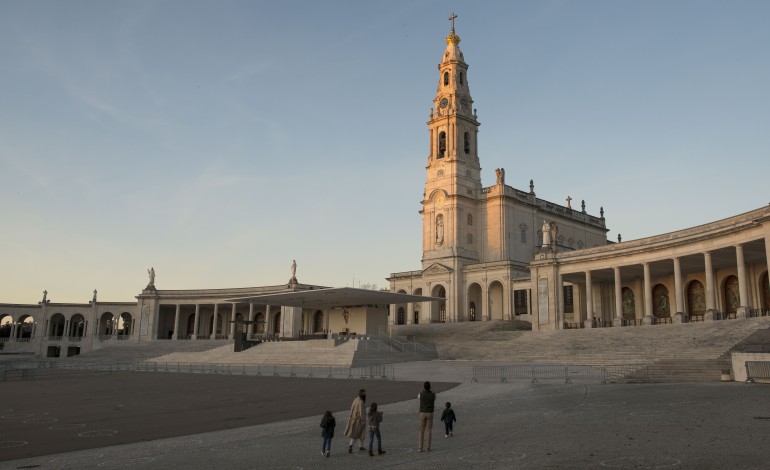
[563,244,765,328]
[165,302,274,340]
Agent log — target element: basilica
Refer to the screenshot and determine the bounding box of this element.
[2,20,770,358]
[387,21,770,330]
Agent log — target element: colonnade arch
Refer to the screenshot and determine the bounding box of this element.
[467,283,482,321]
[431,285,446,323]
[722,275,740,315]
[488,281,504,321]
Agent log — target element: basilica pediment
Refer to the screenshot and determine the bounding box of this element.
[423,263,453,275]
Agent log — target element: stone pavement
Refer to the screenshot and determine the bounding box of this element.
[2,361,770,469]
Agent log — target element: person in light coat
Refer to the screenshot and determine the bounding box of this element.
[344,389,367,453]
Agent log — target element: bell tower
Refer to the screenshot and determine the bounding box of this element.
[422,13,482,267]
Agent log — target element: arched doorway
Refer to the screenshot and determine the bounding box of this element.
[49,313,65,338]
[273,312,281,335]
[488,281,504,321]
[235,313,245,334]
[14,315,34,340]
[413,288,423,324]
[761,272,770,313]
[186,315,196,337]
[652,284,670,319]
[431,285,446,323]
[100,312,115,337]
[119,313,132,337]
[255,312,265,334]
[687,281,706,317]
[622,287,636,320]
[723,275,740,316]
[69,314,85,339]
[467,283,482,321]
[313,310,324,332]
[0,315,11,339]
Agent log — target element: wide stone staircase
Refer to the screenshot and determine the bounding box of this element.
[146,339,358,366]
[398,316,770,382]
[71,339,232,362]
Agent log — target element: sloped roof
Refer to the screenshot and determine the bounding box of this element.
[227,287,440,309]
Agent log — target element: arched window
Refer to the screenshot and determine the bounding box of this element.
[467,214,473,225]
[438,132,446,158]
[464,132,470,154]
[397,307,405,325]
[459,71,464,85]
[443,72,449,86]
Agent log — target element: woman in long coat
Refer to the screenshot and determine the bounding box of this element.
[344,389,366,453]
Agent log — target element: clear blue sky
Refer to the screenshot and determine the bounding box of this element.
[2,1,769,303]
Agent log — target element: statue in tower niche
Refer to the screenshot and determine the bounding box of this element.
[436,215,444,245]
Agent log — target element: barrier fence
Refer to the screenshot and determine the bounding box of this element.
[744,361,770,383]
[471,364,647,384]
[0,361,395,382]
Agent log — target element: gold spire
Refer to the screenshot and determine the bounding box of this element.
[446,12,460,45]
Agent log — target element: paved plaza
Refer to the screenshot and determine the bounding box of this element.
[1,361,769,469]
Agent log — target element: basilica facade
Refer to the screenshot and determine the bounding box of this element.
[387,23,770,330]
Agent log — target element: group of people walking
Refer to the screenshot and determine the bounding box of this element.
[319,381,457,458]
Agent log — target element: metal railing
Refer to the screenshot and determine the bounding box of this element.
[0,360,396,381]
[471,364,646,384]
[745,361,770,383]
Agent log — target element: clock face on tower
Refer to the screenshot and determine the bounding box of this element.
[439,98,448,108]
[436,194,445,206]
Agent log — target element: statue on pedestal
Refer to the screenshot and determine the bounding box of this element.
[289,260,298,285]
[146,267,156,290]
[542,220,551,248]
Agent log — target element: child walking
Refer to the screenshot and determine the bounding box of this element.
[320,410,336,457]
[367,403,386,457]
[441,401,456,437]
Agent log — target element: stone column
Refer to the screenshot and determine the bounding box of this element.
[673,257,686,323]
[192,304,200,340]
[265,305,272,336]
[210,304,219,339]
[643,262,654,325]
[736,244,751,318]
[63,320,69,339]
[172,304,181,340]
[584,271,594,328]
[389,304,397,326]
[704,252,718,320]
[10,322,17,340]
[247,304,255,338]
[406,302,414,325]
[113,315,120,338]
[229,303,237,339]
[613,267,623,326]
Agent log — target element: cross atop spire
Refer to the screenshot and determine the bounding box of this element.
[445,12,461,46]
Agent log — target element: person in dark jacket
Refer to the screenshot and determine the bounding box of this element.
[440,401,457,437]
[320,410,336,457]
[417,381,436,452]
